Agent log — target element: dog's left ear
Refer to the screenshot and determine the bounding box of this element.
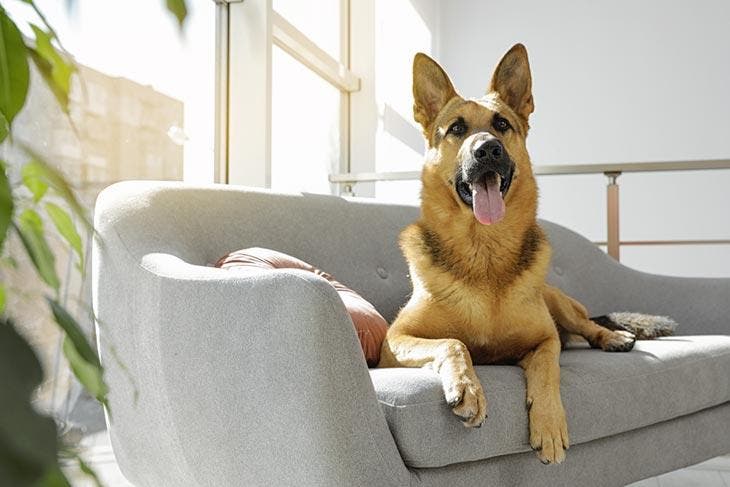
[488,44,534,121]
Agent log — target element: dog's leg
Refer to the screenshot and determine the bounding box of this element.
[543,285,635,352]
[380,318,486,427]
[519,337,569,464]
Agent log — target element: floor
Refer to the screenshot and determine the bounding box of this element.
[628,457,730,487]
[61,430,730,487]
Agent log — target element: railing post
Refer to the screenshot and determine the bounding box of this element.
[605,171,622,261]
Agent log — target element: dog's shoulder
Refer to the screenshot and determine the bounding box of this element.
[401,221,450,267]
[513,222,549,278]
[399,221,437,271]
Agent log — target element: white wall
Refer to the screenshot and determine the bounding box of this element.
[351,0,440,198]
[371,0,730,277]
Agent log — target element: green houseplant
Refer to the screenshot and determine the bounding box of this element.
[0,1,188,485]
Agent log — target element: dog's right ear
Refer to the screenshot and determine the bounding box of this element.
[413,53,457,133]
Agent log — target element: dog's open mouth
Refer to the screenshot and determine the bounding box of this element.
[456,169,513,225]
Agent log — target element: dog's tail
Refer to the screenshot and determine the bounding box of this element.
[591,312,678,339]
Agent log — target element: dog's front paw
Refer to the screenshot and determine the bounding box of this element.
[444,377,487,428]
[592,329,636,352]
[443,375,487,428]
[528,399,569,464]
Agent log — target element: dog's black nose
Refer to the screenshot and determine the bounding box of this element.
[473,139,503,163]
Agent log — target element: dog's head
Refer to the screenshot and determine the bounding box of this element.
[413,44,535,226]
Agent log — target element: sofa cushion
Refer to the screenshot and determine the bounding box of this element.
[371,335,730,468]
[215,247,388,366]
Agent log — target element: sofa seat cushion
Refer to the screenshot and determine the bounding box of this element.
[370,335,730,468]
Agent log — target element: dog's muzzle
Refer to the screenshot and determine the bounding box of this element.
[455,135,515,225]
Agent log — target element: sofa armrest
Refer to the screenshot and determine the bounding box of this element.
[553,250,730,336]
[96,251,408,487]
[610,271,729,335]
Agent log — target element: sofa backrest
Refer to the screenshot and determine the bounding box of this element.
[95,181,615,322]
[95,181,418,322]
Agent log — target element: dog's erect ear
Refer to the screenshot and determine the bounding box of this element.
[413,53,457,132]
[488,44,534,120]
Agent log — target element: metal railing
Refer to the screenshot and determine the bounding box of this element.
[329,159,730,261]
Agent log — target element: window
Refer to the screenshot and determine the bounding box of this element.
[271,46,341,194]
[223,1,440,199]
[119,95,142,126]
[86,82,108,116]
[224,0,358,194]
[273,0,341,59]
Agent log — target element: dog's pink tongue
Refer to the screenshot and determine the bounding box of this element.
[472,177,505,225]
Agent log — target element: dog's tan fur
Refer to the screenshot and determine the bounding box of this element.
[378,44,635,464]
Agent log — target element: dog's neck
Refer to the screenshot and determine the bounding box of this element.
[417,174,543,288]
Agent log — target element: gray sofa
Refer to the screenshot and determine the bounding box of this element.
[93,181,730,487]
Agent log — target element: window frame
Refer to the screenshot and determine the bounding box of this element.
[215,0,360,191]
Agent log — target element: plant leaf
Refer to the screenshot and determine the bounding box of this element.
[19,155,90,230]
[47,299,109,408]
[165,0,188,28]
[21,161,49,202]
[0,9,30,128]
[0,319,64,487]
[62,335,108,409]
[45,202,83,272]
[0,160,13,251]
[21,0,70,54]
[0,111,8,143]
[15,209,59,291]
[35,465,72,487]
[28,49,69,115]
[74,454,103,487]
[47,299,99,367]
[29,24,74,112]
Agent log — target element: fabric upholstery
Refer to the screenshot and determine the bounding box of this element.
[215,247,388,366]
[95,252,410,487]
[543,220,730,335]
[373,336,730,468]
[413,402,730,487]
[94,181,416,323]
[92,181,730,487]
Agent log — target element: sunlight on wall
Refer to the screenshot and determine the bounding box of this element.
[373,0,438,203]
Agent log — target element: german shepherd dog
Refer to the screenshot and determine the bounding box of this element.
[378,44,675,465]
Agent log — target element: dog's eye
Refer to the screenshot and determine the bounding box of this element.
[447,119,467,137]
[492,115,511,133]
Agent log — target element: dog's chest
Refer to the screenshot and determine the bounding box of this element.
[466,331,542,364]
[455,286,550,364]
